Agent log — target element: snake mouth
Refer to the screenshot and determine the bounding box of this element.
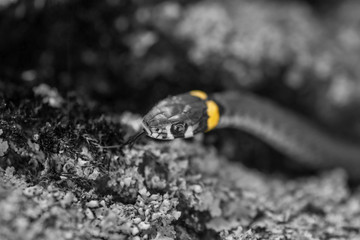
[150,133,167,140]
[142,122,172,140]
[148,130,174,140]
[142,122,176,140]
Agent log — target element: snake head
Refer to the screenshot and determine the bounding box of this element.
[142,93,208,140]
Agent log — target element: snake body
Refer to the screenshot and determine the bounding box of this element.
[143,90,360,180]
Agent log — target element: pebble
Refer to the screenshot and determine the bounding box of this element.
[151,212,162,220]
[139,187,149,196]
[86,200,99,208]
[133,217,142,224]
[123,177,132,187]
[23,186,42,197]
[138,222,150,230]
[192,185,202,193]
[131,226,139,235]
[61,192,74,207]
[85,208,95,220]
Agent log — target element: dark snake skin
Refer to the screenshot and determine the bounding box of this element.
[212,91,360,180]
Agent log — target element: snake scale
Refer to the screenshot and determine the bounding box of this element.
[142,90,360,180]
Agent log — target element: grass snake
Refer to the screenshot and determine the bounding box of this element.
[142,90,360,180]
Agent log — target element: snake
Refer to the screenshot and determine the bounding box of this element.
[141,90,360,180]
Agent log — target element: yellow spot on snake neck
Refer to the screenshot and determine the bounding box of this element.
[206,100,219,132]
[190,90,208,100]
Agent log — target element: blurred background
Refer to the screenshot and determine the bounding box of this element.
[1,0,360,172]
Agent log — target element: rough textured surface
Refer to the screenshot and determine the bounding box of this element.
[1,0,360,239]
[1,85,360,240]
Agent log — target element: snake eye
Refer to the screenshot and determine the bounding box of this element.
[171,123,186,135]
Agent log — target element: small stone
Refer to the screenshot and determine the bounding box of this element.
[172,210,181,220]
[150,194,160,200]
[123,177,132,187]
[14,217,29,231]
[160,199,170,212]
[151,212,162,221]
[133,217,142,224]
[86,200,99,208]
[61,192,74,207]
[23,186,42,197]
[138,222,150,230]
[100,200,106,207]
[64,231,74,239]
[139,187,148,196]
[0,139,9,157]
[192,185,202,193]
[85,208,95,219]
[145,209,150,216]
[131,226,139,235]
